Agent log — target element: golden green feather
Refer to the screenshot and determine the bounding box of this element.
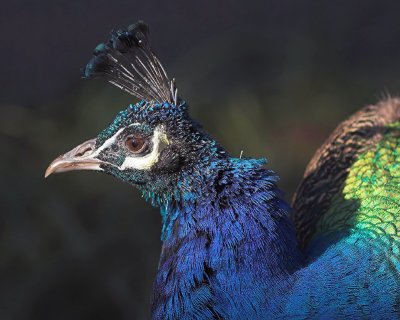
[315,122,400,261]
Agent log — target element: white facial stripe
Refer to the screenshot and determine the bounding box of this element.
[86,123,141,159]
[120,125,169,171]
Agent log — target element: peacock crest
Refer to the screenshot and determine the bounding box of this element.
[83,21,178,106]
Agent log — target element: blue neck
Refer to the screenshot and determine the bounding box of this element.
[151,158,303,319]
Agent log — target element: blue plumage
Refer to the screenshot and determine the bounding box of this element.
[45,22,400,319]
[152,155,301,319]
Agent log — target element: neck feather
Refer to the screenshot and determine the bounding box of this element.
[152,158,302,319]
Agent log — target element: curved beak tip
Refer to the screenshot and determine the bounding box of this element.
[44,157,63,178]
[44,159,60,178]
[44,166,53,178]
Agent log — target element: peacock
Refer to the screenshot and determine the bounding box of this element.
[45,21,400,319]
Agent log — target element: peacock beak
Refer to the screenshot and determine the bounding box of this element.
[45,138,105,178]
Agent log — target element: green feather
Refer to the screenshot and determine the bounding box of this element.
[315,123,400,256]
[293,99,400,254]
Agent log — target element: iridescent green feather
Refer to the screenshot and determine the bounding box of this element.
[314,122,400,270]
[293,99,400,254]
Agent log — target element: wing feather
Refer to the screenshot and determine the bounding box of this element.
[293,98,400,256]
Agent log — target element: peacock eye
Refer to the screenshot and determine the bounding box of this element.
[125,135,147,153]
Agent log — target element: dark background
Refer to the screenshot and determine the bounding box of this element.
[2,1,400,319]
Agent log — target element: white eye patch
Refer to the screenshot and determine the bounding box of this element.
[119,125,169,170]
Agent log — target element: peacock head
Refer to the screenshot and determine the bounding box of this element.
[45,22,226,204]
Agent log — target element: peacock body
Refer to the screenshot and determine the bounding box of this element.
[46,22,400,319]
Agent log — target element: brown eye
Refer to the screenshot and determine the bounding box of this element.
[125,135,147,153]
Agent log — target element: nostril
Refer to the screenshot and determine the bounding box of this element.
[69,139,97,158]
[75,146,94,157]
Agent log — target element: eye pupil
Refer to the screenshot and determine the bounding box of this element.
[126,136,146,153]
[130,139,140,148]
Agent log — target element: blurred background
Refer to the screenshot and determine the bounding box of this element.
[1,0,400,319]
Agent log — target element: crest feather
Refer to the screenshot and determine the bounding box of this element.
[83,21,178,105]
